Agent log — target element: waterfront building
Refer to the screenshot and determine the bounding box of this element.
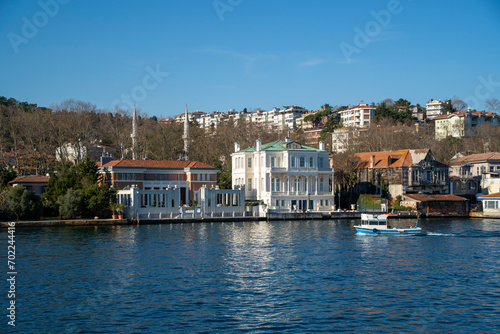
[338,103,375,128]
[99,159,218,204]
[353,149,449,198]
[478,192,500,217]
[400,193,469,217]
[117,184,181,220]
[195,185,246,217]
[8,175,49,196]
[232,139,335,212]
[434,109,500,140]
[426,99,448,120]
[449,152,500,196]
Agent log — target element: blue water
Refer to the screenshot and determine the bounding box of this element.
[4,218,500,333]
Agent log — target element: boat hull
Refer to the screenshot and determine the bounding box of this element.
[355,226,426,236]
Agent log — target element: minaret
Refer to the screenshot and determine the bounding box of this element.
[183,105,190,160]
[131,106,138,160]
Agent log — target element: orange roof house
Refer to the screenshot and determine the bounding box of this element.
[99,159,218,204]
[353,149,449,199]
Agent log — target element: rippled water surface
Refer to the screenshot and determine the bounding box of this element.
[5,218,500,333]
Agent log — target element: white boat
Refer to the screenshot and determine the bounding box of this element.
[354,213,426,235]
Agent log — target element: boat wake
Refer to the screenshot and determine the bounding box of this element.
[427,230,500,238]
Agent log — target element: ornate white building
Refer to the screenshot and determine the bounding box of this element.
[232,139,335,211]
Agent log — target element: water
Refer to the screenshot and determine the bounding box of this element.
[3,218,500,333]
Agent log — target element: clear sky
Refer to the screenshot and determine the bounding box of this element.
[1,0,500,118]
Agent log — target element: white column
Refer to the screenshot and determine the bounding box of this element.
[315,176,318,195]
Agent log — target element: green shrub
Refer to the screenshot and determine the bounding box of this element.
[57,188,83,219]
[7,186,42,220]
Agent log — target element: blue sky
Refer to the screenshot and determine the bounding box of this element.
[1,0,500,118]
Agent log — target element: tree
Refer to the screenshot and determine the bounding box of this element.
[485,98,500,112]
[0,168,16,190]
[57,188,83,219]
[7,186,41,220]
[81,184,117,218]
[451,96,467,111]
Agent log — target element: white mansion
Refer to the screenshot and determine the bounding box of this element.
[232,139,335,211]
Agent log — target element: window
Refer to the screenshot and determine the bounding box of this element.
[304,177,308,191]
[299,157,305,168]
[277,157,281,167]
[490,166,495,172]
[248,157,252,168]
[291,156,296,168]
[248,178,252,191]
[310,157,314,167]
[318,157,324,168]
[271,156,276,167]
[272,177,280,192]
[319,177,324,192]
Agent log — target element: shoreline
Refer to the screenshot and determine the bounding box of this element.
[1,211,495,228]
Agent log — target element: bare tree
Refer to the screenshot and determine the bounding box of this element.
[451,96,467,111]
[485,98,500,112]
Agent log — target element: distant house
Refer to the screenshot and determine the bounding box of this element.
[426,99,448,120]
[354,149,449,199]
[478,192,500,218]
[401,193,469,217]
[99,159,218,204]
[9,175,50,197]
[338,103,375,128]
[331,127,367,153]
[434,109,500,140]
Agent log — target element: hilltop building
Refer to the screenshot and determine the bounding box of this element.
[338,103,375,128]
[434,109,500,140]
[426,99,449,119]
[232,139,335,211]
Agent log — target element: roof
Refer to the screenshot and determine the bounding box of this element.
[478,192,500,199]
[9,175,50,184]
[403,194,468,202]
[341,104,375,112]
[433,110,499,120]
[354,149,433,168]
[449,152,500,165]
[100,160,216,169]
[238,140,325,153]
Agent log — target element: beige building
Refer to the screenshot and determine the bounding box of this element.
[434,109,500,140]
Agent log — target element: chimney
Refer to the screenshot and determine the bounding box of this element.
[319,141,325,150]
[234,142,240,153]
[256,139,262,152]
[371,155,375,168]
[285,137,291,142]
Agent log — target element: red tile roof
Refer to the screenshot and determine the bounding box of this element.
[478,192,500,199]
[449,152,500,165]
[354,149,429,168]
[9,175,50,184]
[403,194,468,202]
[433,110,499,120]
[101,159,216,169]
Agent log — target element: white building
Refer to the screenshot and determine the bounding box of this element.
[339,103,375,128]
[434,109,500,140]
[426,99,449,120]
[232,139,335,212]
